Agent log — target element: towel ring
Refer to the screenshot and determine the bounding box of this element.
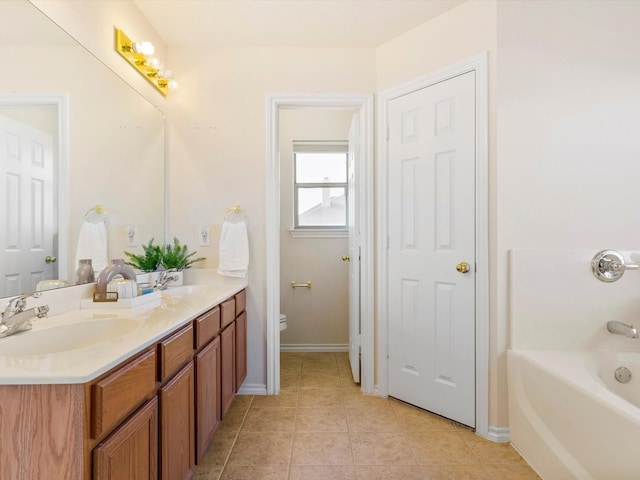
[84,204,108,224]
[224,204,247,223]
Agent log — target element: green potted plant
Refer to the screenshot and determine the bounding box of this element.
[123,238,163,272]
[160,237,205,284]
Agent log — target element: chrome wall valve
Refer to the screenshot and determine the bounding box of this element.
[592,250,639,282]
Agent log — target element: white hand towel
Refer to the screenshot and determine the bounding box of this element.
[75,221,109,276]
[218,220,249,278]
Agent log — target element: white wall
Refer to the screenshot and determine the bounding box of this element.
[279,108,353,347]
[166,47,376,388]
[497,0,640,421]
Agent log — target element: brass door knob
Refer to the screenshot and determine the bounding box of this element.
[456,262,470,273]
[45,256,57,264]
[342,255,350,262]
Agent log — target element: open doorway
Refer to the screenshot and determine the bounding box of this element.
[278,108,354,355]
[265,94,374,395]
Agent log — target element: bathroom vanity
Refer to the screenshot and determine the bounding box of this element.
[0,278,247,480]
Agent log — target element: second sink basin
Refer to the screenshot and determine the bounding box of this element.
[0,318,139,356]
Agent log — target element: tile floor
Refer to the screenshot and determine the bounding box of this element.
[194,352,540,480]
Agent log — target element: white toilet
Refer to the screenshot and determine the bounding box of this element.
[279,314,287,331]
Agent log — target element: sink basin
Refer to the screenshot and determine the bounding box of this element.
[0,319,139,356]
[162,285,202,298]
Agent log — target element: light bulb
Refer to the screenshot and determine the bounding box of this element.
[168,79,178,90]
[133,41,154,55]
[146,57,162,70]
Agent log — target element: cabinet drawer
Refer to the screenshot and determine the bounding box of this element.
[194,307,220,350]
[235,290,246,316]
[220,298,236,329]
[92,348,157,439]
[159,324,194,381]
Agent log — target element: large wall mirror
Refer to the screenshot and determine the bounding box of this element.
[0,1,165,297]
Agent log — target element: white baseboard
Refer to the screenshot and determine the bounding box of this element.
[280,344,349,352]
[486,426,510,443]
[237,383,267,395]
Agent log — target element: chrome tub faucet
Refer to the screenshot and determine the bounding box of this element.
[607,321,639,339]
[0,293,49,339]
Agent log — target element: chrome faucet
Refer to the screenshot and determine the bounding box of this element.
[154,270,179,290]
[607,321,639,339]
[0,293,49,338]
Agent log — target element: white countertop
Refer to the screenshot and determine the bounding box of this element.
[0,274,247,385]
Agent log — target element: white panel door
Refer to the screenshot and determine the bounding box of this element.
[387,72,476,427]
[347,113,360,383]
[0,114,54,296]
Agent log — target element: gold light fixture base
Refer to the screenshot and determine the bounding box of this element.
[115,28,169,97]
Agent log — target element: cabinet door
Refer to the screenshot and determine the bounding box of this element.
[220,322,236,418]
[160,362,195,480]
[93,397,158,480]
[235,311,247,391]
[195,336,221,463]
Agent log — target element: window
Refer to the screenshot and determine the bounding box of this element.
[293,141,348,230]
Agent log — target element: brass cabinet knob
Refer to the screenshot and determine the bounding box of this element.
[342,255,350,262]
[45,256,57,264]
[456,262,470,273]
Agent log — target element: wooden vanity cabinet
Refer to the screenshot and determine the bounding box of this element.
[235,310,247,391]
[0,289,247,480]
[194,336,221,462]
[159,362,195,480]
[93,397,158,480]
[220,321,236,417]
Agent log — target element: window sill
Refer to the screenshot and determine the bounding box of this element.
[288,228,348,239]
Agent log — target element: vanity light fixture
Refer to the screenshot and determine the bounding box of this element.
[114,28,177,97]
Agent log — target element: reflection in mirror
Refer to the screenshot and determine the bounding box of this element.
[0,1,165,297]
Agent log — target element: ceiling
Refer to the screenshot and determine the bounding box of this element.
[132,0,465,48]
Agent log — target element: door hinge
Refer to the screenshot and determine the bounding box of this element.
[386,125,389,141]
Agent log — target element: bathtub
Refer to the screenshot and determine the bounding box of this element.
[508,349,640,480]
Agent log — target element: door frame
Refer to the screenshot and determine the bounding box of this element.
[0,92,70,285]
[265,93,375,394]
[376,53,490,438]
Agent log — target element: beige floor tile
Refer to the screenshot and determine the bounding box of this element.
[295,407,348,432]
[407,431,479,465]
[233,395,254,407]
[194,465,224,480]
[289,465,357,480]
[281,352,303,364]
[219,465,289,480]
[280,371,302,388]
[297,387,345,407]
[393,407,456,432]
[241,407,296,432]
[291,432,354,465]
[250,390,299,408]
[458,431,527,465]
[300,371,342,388]
[483,464,541,479]
[346,406,403,433]
[198,427,239,466]
[422,464,493,479]
[194,353,540,480]
[302,352,338,365]
[350,432,416,465]
[226,432,293,466]
[356,465,425,480]
[223,402,251,427]
[342,390,392,408]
